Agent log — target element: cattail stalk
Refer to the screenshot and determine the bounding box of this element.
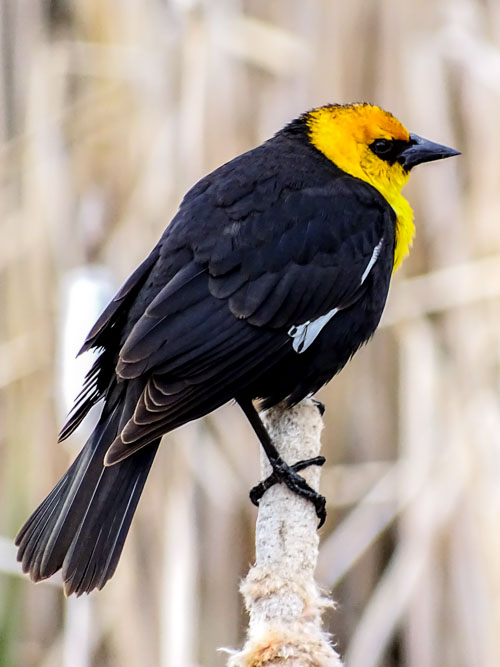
[227,399,343,667]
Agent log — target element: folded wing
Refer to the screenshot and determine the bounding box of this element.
[102,177,391,464]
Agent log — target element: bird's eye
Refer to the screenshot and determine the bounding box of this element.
[371,139,393,157]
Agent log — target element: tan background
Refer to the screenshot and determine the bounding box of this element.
[1,1,499,666]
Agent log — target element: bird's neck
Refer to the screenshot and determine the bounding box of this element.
[388,193,415,271]
[303,108,416,271]
[353,167,415,272]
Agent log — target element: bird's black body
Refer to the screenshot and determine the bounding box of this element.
[68,130,395,454]
[16,105,458,595]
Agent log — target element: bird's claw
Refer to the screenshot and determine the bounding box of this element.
[250,455,327,527]
[311,398,326,416]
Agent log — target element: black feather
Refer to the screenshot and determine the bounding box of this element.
[16,390,158,596]
[17,120,400,593]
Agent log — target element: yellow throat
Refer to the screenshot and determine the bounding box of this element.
[306,104,415,271]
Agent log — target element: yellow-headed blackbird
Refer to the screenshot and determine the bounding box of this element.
[16,103,459,595]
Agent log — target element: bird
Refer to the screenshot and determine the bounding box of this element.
[15,103,460,596]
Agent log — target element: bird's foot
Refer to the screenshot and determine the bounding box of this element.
[250,456,327,527]
[310,398,326,416]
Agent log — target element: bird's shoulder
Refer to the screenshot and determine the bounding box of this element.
[132,137,394,335]
[157,133,394,268]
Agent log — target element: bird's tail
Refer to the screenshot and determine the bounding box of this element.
[15,401,159,596]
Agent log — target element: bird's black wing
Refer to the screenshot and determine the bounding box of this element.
[203,179,392,329]
[58,247,161,442]
[102,172,393,464]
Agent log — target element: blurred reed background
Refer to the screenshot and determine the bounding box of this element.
[0,0,499,665]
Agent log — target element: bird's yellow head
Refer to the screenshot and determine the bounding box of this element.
[302,103,459,270]
[307,104,411,199]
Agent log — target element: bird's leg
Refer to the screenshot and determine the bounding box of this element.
[238,399,327,527]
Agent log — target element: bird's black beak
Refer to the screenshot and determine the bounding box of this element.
[398,133,461,170]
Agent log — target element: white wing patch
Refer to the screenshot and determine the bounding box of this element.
[288,307,339,354]
[288,238,384,354]
[360,237,384,285]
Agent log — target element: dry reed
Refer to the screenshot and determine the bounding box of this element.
[1,1,499,666]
